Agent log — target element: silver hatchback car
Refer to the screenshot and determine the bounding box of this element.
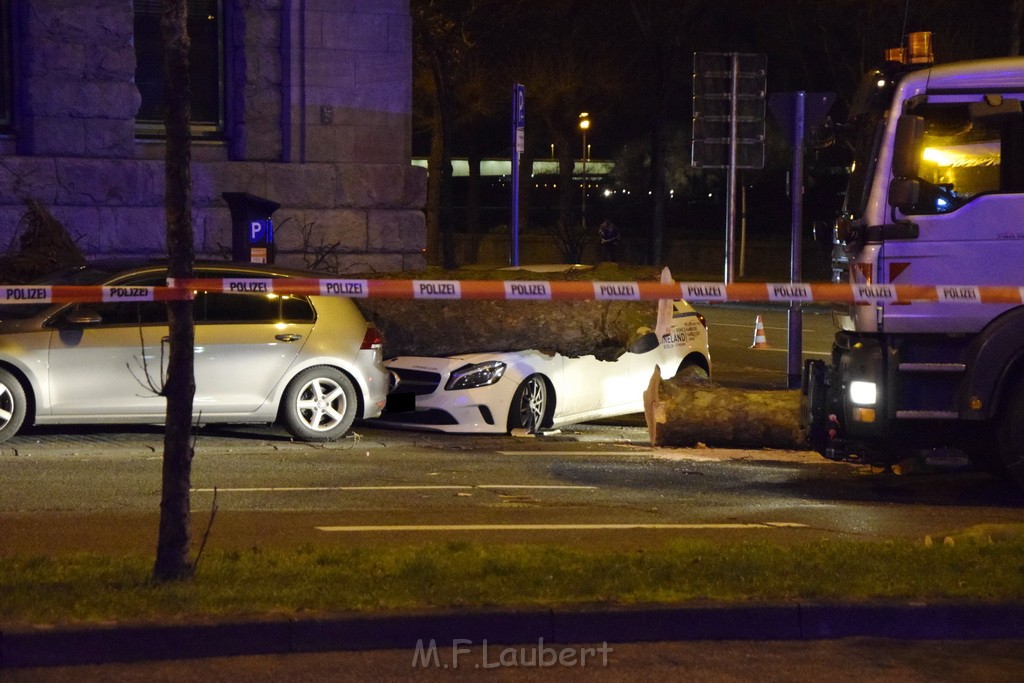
[0,261,389,442]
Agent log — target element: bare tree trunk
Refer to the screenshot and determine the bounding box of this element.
[466,140,482,234]
[428,53,458,269]
[153,0,196,583]
[1011,0,1024,56]
[518,146,534,234]
[425,106,443,265]
[557,128,577,228]
[647,50,667,266]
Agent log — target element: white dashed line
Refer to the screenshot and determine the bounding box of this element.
[192,484,597,493]
[316,522,808,532]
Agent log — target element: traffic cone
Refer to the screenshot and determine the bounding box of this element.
[750,315,769,349]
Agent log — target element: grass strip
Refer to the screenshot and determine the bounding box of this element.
[2,538,1024,626]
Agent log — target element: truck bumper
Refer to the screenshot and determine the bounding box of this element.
[801,335,890,462]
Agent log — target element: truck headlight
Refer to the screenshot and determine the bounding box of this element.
[446,361,506,390]
[849,380,877,406]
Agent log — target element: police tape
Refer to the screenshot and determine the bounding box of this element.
[2,280,1024,304]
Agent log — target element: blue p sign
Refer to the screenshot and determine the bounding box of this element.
[249,219,273,245]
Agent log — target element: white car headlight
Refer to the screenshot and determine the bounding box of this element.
[446,361,507,390]
[849,380,877,406]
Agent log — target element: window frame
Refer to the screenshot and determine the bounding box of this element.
[133,0,226,139]
[899,100,1022,215]
[0,0,13,133]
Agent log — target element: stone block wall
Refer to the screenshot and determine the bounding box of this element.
[0,0,426,274]
[14,0,139,158]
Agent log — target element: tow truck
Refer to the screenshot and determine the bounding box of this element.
[801,32,1024,488]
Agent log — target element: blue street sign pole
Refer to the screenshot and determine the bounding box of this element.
[510,83,525,266]
[768,90,835,389]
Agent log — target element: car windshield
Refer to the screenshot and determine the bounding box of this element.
[0,264,124,320]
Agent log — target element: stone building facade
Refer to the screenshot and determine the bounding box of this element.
[0,0,426,273]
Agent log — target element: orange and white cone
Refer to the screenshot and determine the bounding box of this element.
[750,315,769,349]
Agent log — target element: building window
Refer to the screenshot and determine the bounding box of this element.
[133,0,224,137]
[0,0,13,132]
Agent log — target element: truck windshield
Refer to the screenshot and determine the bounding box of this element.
[844,111,888,220]
[898,101,1006,215]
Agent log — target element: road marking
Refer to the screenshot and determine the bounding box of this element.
[316,522,808,532]
[475,485,596,490]
[192,484,597,493]
[496,451,647,456]
[192,486,472,493]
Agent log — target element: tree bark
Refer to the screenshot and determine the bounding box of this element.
[425,105,443,265]
[153,0,196,583]
[466,139,482,234]
[1011,0,1024,56]
[647,48,667,266]
[429,52,458,269]
[360,297,660,360]
[644,368,808,450]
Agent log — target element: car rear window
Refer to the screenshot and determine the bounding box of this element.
[197,292,315,323]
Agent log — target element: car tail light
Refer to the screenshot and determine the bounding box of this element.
[361,324,384,350]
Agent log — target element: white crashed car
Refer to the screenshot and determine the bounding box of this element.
[377,301,710,434]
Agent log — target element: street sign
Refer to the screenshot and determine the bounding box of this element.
[691,52,766,170]
[769,92,836,146]
[691,52,766,285]
[250,219,272,245]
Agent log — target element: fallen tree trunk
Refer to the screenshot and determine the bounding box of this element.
[643,367,808,450]
[359,297,658,359]
[353,265,669,359]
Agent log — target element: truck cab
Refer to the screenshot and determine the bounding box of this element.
[804,35,1024,487]
[847,59,1024,334]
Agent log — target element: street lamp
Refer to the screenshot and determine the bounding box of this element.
[579,112,590,230]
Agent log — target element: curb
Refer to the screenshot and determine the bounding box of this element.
[4,603,1024,668]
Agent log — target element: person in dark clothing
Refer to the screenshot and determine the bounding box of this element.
[598,219,620,262]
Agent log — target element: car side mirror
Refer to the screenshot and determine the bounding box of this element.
[628,330,660,355]
[63,308,103,325]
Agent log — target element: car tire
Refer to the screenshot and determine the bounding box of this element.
[280,366,358,441]
[0,368,27,443]
[674,363,710,383]
[507,374,549,434]
[995,375,1024,489]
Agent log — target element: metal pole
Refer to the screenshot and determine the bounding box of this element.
[510,84,524,266]
[787,91,805,389]
[724,52,739,284]
[739,182,747,277]
[581,130,588,232]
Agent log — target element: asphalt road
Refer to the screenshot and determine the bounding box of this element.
[2,302,1022,556]
[694,302,837,387]
[2,420,1022,557]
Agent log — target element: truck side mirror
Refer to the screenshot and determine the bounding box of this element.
[888,177,920,213]
[891,115,925,178]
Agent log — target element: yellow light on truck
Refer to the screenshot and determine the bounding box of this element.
[852,407,876,423]
[922,147,956,167]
